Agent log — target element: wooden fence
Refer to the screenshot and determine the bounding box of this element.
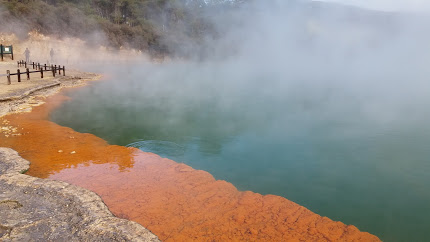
[6,60,65,85]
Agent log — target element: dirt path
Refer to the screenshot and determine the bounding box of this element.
[0,61,56,97]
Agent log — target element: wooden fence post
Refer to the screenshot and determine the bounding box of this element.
[24,61,27,68]
[32,62,35,69]
[17,61,19,67]
[41,69,44,78]
[26,68,30,80]
[17,69,21,82]
[63,66,65,76]
[51,65,55,77]
[7,70,10,85]
[44,64,47,70]
[54,65,57,74]
[1,44,3,61]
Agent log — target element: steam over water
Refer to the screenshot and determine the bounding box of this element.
[51,60,430,241]
[47,1,430,240]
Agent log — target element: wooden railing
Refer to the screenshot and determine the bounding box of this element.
[5,60,66,85]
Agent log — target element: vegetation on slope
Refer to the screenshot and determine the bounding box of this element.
[0,0,230,56]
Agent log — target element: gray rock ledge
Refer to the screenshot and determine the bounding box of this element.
[0,147,159,241]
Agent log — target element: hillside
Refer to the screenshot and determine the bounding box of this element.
[0,0,232,57]
[1,0,427,59]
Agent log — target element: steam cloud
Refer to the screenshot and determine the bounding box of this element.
[70,0,430,132]
[49,2,430,241]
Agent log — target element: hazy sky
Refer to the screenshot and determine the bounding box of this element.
[313,0,430,13]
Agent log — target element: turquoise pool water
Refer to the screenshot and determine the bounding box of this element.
[51,62,430,241]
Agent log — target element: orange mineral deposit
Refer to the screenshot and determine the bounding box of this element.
[0,94,380,241]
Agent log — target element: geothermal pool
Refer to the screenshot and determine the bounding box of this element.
[47,62,430,241]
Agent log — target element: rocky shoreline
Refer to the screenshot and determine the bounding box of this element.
[0,71,159,241]
[0,147,159,241]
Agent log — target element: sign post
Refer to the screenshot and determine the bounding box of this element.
[0,45,14,61]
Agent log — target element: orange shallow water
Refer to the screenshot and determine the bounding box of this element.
[0,93,380,241]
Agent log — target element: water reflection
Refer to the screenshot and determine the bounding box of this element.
[127,140,186,157]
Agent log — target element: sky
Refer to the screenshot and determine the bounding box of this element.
[313,0,430,13]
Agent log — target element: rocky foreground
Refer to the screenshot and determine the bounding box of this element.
[0,147,159,241]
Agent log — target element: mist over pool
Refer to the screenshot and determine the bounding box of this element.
[49,56,430,241]
[47,1,430,241]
